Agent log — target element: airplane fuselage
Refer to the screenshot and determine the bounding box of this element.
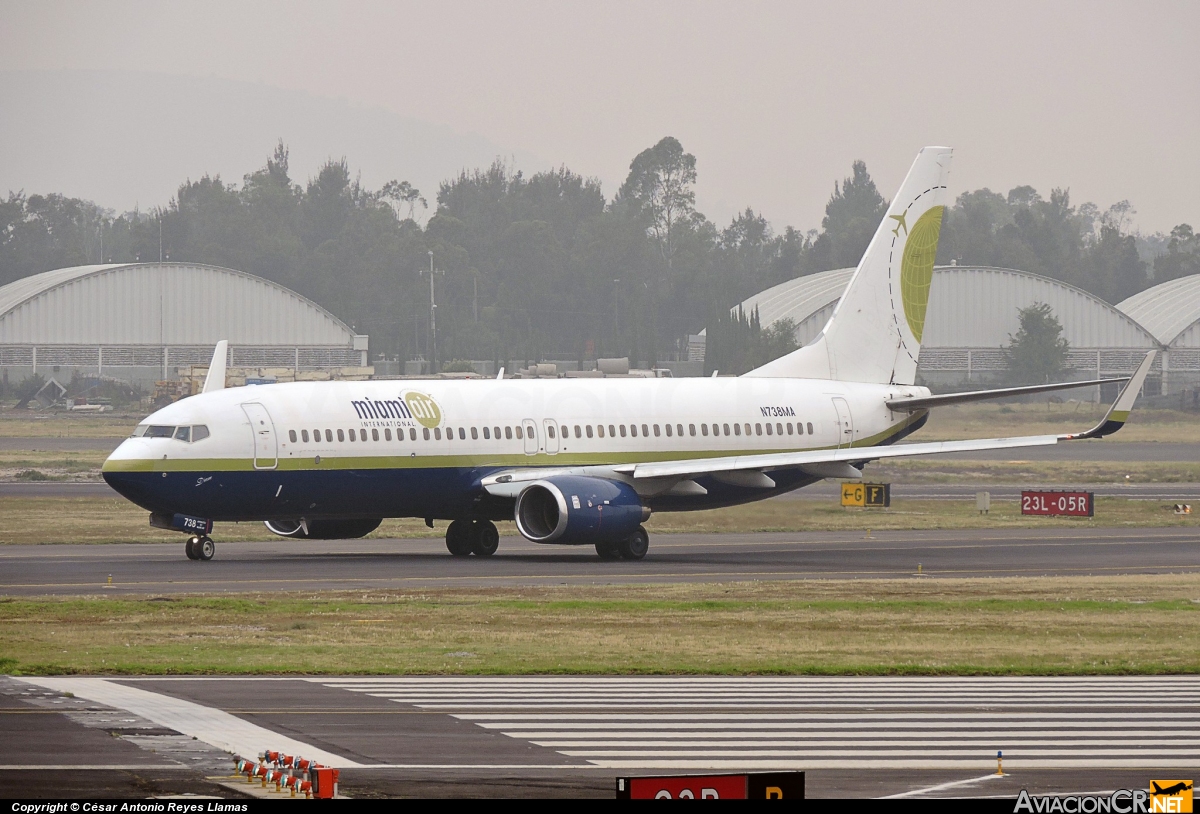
[102,376,930,526]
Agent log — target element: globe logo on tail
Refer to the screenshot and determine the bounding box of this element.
[899,205,944,343]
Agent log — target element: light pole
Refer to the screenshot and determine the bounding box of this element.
[421,251,445,373]
[613,279,620,337]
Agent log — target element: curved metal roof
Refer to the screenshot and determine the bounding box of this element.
[1117,275,1200,347]
[0,263,355,345]
[732,265,1158,349]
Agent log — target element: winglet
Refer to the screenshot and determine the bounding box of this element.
[496,367,505,380]
[1063,350,1155,440]
[202,340,228,393]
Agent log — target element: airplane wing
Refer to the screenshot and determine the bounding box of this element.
[481,351,1154,494]
[885,375,1129,411]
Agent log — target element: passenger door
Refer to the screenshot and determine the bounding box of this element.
[543,418,559,454]
[831,397,854,449]
[242,402,278,469]
[522,419,538,455]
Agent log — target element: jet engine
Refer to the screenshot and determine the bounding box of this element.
[264,518,382,540]
[514,476,649,544]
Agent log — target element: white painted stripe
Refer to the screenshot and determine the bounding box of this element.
[0,765,185,770]
[484,734,1200,739]
[16,677,363,769]
[405,702,1199,710]
[882,774,1004,798]
[584,759,1200,769]
[558,748,1200,758]
[530,739,1200,748]
[456,712,1200,720]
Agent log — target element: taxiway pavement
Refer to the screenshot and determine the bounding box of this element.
[1,526,1197,596]
[2,675,1195,798]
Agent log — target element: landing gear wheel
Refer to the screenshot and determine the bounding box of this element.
[595,541,621,561]
[196,536,215,561]
[185,536,200,560]
[617,526,649,560]
[446,519,473,556]
[471,521,499,557]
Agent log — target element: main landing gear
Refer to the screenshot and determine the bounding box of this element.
[445,519,501,557]
[595,525,650,561]
[185,535,215,561]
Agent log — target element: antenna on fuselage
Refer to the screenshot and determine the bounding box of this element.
[202,340,228,393]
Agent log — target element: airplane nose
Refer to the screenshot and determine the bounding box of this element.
[102,439,174,513]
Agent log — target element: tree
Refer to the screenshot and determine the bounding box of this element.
[380,180,427,222]
[810,160,888,271]
[617,136,697,272]
[1004,302,1070,385]
[1154,224,1200,283]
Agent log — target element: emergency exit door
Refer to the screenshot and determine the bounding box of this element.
[831,397,854,449]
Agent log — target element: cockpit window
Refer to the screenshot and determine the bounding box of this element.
[133,424,209,441]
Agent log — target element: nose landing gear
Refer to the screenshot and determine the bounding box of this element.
[185,536,215,561]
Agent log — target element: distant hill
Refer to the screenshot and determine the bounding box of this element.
[0,69,545,213]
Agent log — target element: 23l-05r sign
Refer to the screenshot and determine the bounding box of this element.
[1021,490,1094,517]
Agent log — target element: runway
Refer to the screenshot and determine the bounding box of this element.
[2,675,1196,798]
[1,526,1198,595]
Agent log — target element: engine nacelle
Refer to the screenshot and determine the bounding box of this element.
[514,476,648,544]
[264,518,382,540]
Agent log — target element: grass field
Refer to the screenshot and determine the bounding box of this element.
[2,494,1197,545]
[2,575,1197,676]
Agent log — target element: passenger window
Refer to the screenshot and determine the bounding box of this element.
[701,424,709,436]
[494,426,501,439]
[586,425,594,438]
[373,428,380,441]
[349,429,356,442]
[620,425,627,437]
[175,426,191,442]
[548,425,556,439]
[385,428,392,441]
[325,429,333,442]
[734,423,741,436]
[777,422,784,435]
[807,422,814,434]
[410,428,417,441]
[597,425,604,438]
[505,426,513,440]
[445,427,452,440]
[459,427,465,440]
[435,427,442,440]
[653,424,661,437]
[515,426,523,440]
[723,423,730,436]
[192,425,210,442]
[766,423,773,436]
[642,424,649,437]
[678,424,684,436]
[665,424,673,437]
[744,423,751,436]
[337,429,345,442]
[471,427,478,440]
[423,428,430,440]
[561,425,568,438]
[712,424,719,436]
[689,424,696,436]
[483,427,490,439]
[628,425,635,437]
[575,425,582,438]
[301,429,310,443]
[528,426,536,441]
[609,424,616,437]
[289,430,297,443]
[787,423,794,435]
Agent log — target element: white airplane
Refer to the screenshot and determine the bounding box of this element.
[103,147,1154,562]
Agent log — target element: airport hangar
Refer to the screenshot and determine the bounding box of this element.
[727,264,1200,397]
[0,262,369,389]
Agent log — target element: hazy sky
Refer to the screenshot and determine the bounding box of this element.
[2,0,1197,234]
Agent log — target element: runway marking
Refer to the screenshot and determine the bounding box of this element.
[318,676,1200,770]
[16,677,363,769]
[880,774,1005,798]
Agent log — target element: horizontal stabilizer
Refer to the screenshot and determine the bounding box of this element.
[887,376,1130,411]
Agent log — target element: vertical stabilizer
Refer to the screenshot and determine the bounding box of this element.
[746,146,952,384]
[202,340,228,393]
